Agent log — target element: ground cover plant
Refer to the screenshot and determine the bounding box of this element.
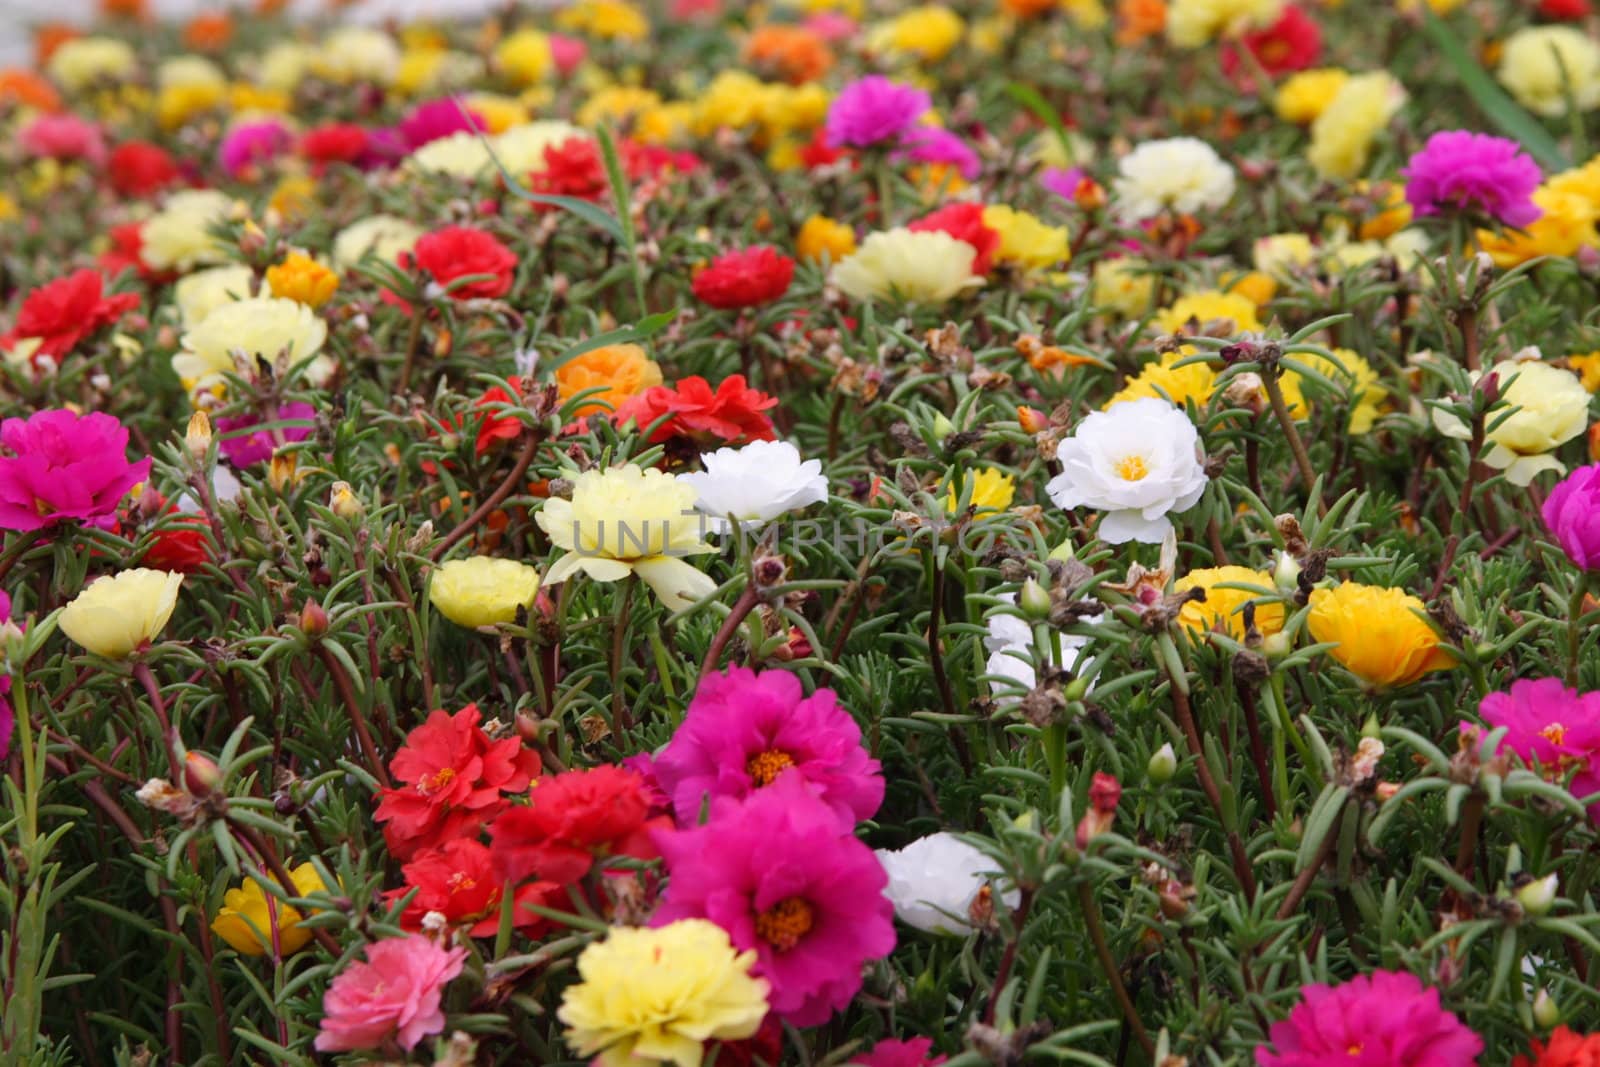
[5,0,1600,1064]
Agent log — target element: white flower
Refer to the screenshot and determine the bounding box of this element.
[1112,138,1236,221]
[408,131,495,179]
[830,229,984,305]
[176,297,328,396]
[983,593,1097,699]
[142,190,233,273]
[174,265,255,329]
[1431,356,1590,487]
[332,215,424,270]
[677,440,829,531]
[876,833,1020,935]
[1046,397,1209,544]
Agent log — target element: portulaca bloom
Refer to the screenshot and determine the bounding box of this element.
[830,229,984,305]
[677,440,829,532]
[1112,137,1236,221]
[1046,397,1208,544]
[984,593,1097,699]
[876,832,1020,935]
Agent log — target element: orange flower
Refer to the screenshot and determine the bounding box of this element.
[1115,0,1166,45]
[266,253,340,309]
[743,25,833,85]
[1004,0,1062,16]
[553,344,664,416]
[34,24,82,67]
[183,12,234,51]
[99,0,147,18]
[0,69,61,112]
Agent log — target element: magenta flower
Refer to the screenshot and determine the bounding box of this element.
[1469,678,1600,816]
[1255,970,1483,1067]
[1543,462,1600,571]
[549,34,588,76]
[0,410,150,534]
[314,935,467,1052]
[1401,131,1542,228]
[219,120,293,179]
[652,774,896,1026]
[653,667,884,830]
[398,99,486,151]
[214,402,317,467]
[853,1038,948,1067]
[1041,167,1086,199]
[825,76,931,149]
[890,126,980,180]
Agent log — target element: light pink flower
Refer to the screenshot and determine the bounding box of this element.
[314,935,467,1053]
[19,113,107,166]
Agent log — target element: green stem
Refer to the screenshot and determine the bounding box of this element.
[1567,574,1593,688]
[611,576,636,736]
[1263,367,1317,491]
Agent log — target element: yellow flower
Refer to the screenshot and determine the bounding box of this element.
[1498,26,1600,118]
[1569,352,1600,393]
[949,467,1016,513]
[693,71,768,135]
[636,101,695,145]
[1307,584,1454,689]
[175,265,255,329]
[142,190,234,273]
[429,558,542,629]
[256,42,314,94]
[1167,0,1284,48]
[537,465,716,609]
[1105,351,1217,410]
[1223,270,1277,306]
[1175,566,1284,639]
[1353,180,1413,240]
[494,121,589,177]
[211,863,327,957]
[1307,71,1406,180]
[1433,360,1591,486]
[796,215,858,265]
[578,86,662,129]
[558,0,651,41]
[48,37,137,92]
[1296,348,1387,433]
[176,297,328,396]
[559,920,769,1067]
[757,83,830,140]
[497,28,554,86]
[229,83,291,114]
[312,27,401,86]
[554,343,664,415]
[983,205,1070,271]
[395,48,483,97]
[867,5,967,62]
[1275,68,1350,125]
[831,229,984,304]
[1253,233,1316,280]
[333,215,424,270]
[1548,155,1600,209]
[1153,291,1262,335]
[268,176,317,221]
[266,252,339,309]
[465,93,529,134]
[1476,185,1599,268]
[156,82,224,129]
[1091,257,1155,318]
[0,193,16,222]
[60,570,184,660]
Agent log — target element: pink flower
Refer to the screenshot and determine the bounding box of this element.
[215,402,316,467]
[890,126,980,180]
[852,1037,948,1067]
[805,12,858,41]
[825,76,930,149]
[19,113,107,166]
[399,98,485,151]
[0,410,150,534]
[549,34,588,76]
[1542,462,1600,571]
[1255,969,1483,1067]
[652,774,896,1026]
[1402,131,1542,228]
[314,935,467,1053]
[655,667,883,829]
[1469,678,1600,817]
[219,119,292,179]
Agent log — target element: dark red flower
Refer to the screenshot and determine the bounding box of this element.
[799,127,847,169]
[711,1017,785,1067]
[385,226,519,311]
[489,765,665,885]
[1540,0,1591,18]
[908,203,1002,275]
[691,246,795,310]
[300,123,370,173]
[384,837,564,938]
[527,136,609,205]
[0,270,138,364]
[1219,5,1321,87]
[614,375,779,446]
[107,141,179,198]
[375,705,542,860]
[141,503,214,574]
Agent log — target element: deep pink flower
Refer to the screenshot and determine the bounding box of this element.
[1402,131,1542,228]
[805,12,858,41]
[652,774,896,1026]
[214,402,316,467]
[654,667,884,829]
[853,1038,948,1067]
[219,119,292,179]
[1543,463,1600,571]
[890,126,980,180]
[549,34,588,75]
[0,410,149,533]
[1469,678,1600,816]
[825,76,930,149]
[1255,969,1483,1067]
[19,113,107,166]
[314,935,466,1052]
[398,99,485,151]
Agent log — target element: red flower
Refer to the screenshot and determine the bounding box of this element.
[615,375,779,446]
[471,382,525,455]
[100,222,171,283]
[301,123,369,172]
[375,705,542,860]
[384,226,519,312]
[711,1017,785,1067]
[527,136,608,205]
[384,837,564,938]
[691,246,795,310]
[799,127,847,169]
[1540,0,1591,18]
[908,203,1002,275]
[141,503,214,574]
[621,139,701,182]
[1219,5,1321,87]
[1514,1027,1600,1067]
[0,270,138,364]
[107,141,179,198]
[489,765,665,885]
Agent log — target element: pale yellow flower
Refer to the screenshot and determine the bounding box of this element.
[429,558,542,629]
[60,570,184,660]
[1308,71,1406,180]
[176,298,327,395]
[1498,26,1600,118]
[831,229,984,304]
[142,190,233,273]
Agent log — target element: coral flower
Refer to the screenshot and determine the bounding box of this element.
[489,764,666,885]
[0,270,138,365]
[554,343,665,416]
[1306,584,1455,689]
[909,203,1002,276]
[691,247,796,310]
[615,376,779,448]
[1515,1027,1600,1067]
[1255,969,1482,1067]
[653,774,897,1026]
[374,705,542,860]
[1402,131,1542,228]
[384,838,561,938]
[655,667,884,829]
[0,410,149,533]
[315,935,466,1053]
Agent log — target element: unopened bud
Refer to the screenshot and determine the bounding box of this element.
[1048,539,1076,563]
[1148,742,1178,784]
[1222,372,1266,414]
[183,751,223,796]
[1272,550,1301,593]
[185,410,212,459]
[1361,713,1381,740]
[268,450,299,492]
[299,599,329,637]
[1533,987,1560,1028]
[329,481,364,519]
[1262,631,1292,658]
[1076,772,1121,848]
[433,328,454,358]
[1019,578,1051,620]
[1517,873,1559,917]
[1017,405,1050,434]
[930,412,955,439]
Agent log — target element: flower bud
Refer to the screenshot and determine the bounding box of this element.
[1048,539,1076,563]
[1272,550,1301,593]
[1262,631,1292,658]
[1017,405,1051,435]
[1360,713,1381,740]
[1533,987,1560,1028]
[1516,873,1559,917]
[185,410,212,459]
[1076,772,1121,848]
[1148,742,1178,784]
[183,751,223,796]
[329,481,364,520]
[1063,676,1090,702]
[299,599,329,638]
[268,450,299,493]
[930,412,955,439]
[1019,577,1051,620]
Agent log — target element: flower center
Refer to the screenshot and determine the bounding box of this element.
[746,749,796,787]
[418,767,457,796]
[754,896,814,952]
[1347,1043,1363,1056]
[1542,723,1567,746]
[1113,454,1150,481]
[447,871,478,893]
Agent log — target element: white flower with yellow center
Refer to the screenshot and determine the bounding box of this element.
[1046,397,1209,544]
[142,190,233,273]
[830,229,984,305]
[537,464,717,609]
[1113,137,1237,221]
[176,297,328,396]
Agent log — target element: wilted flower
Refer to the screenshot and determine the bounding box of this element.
[429,557,542,628]
[1306,583,1454,689]
[59,569,184,660]
[315,936,467,1053]
[876,832,1019,935]
[211,863,327,957]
